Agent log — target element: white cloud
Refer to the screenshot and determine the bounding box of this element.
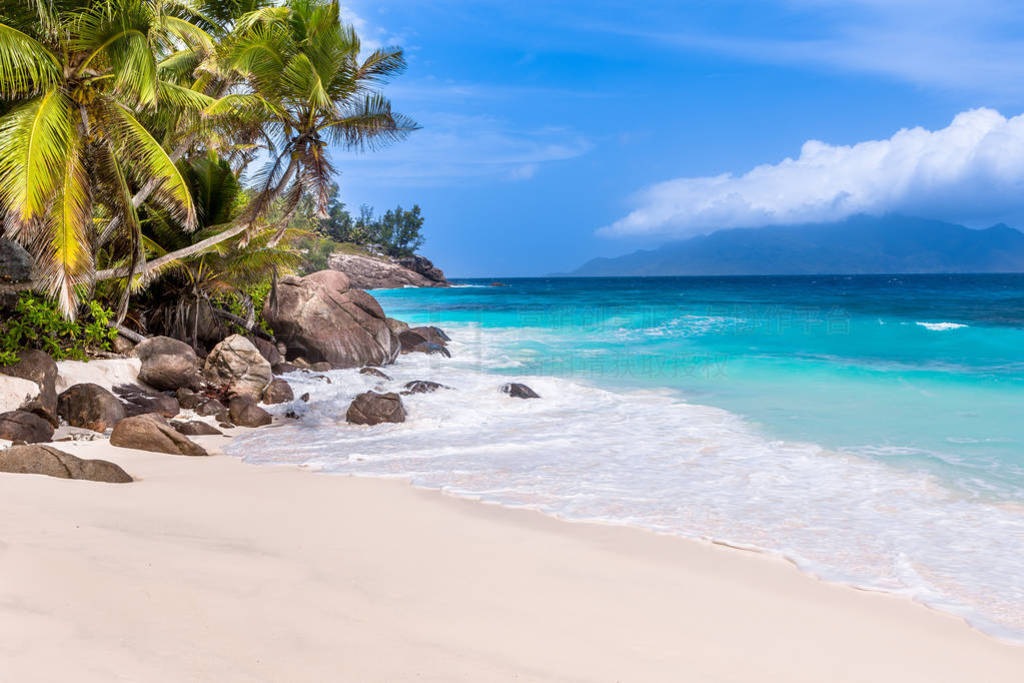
[601,108,1024,237]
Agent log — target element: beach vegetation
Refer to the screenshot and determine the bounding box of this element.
[0,0,418,346]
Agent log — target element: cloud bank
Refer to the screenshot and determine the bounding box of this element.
[601,108,1024,238]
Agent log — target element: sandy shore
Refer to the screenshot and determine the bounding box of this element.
[1,434,1021,682]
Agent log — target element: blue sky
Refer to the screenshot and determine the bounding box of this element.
[332,0,1024,277]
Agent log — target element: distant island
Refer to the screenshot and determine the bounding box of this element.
[571,215,1024,276]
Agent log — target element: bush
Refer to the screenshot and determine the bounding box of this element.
[0,294,118,364]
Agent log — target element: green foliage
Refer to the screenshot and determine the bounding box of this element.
[0,294,118,364]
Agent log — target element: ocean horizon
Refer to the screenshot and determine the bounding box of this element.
[230,273,1024,641]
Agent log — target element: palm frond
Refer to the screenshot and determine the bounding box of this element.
[0,22,60,97]
[0,90,73,229]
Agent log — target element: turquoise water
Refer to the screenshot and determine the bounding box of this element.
[231,274,1024,639]
[376,275,1024,501]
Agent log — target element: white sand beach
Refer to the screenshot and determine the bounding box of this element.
[1,433,1021,682]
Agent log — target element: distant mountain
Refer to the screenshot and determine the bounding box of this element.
[571,215,1024,276]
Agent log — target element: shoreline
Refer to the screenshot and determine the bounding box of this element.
[2,429,1022,681]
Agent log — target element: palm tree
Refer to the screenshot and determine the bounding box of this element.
[0,0,214,315]
[93,0,418,280]
[137,154,301,347]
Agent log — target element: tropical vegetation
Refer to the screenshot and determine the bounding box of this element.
[0,0,418,344]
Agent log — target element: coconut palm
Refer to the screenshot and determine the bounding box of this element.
[136,154,301,347]
[0,0,216,315]
[93,0,418,282]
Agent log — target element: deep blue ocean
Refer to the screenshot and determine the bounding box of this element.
[231,274,1024,639]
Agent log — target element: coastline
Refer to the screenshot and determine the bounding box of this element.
[2,431,1021,681]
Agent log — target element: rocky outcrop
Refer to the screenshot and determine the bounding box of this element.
[113,384,179,418]
[262,378,294,405]
[397,255,447,284]
[263,270,400,368]
[0,410,55,443]
[0,239,32,283]
[0,350,58,425]
[327,253,447,290]
[228,395,272,427]
[57,384,126,432]
[500,383,540,399]
[0,444,132,483]
[346,391,406,425]
[135,336,201,391]
[110,413,207,456]
[385,317,409,336]
[204,334,272,398]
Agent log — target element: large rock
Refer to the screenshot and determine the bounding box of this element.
[327,252,444,290]
[0,375,40,413]
[135,336,200,391]
[109,413,207,456]
[204,334,272,398]
[262,377,294,405]
[57,383,126,432]
[346,391,406,425]
[0,349,58,425]
[113,384,179,418]
[228,395,272,427]
[396,255,448,284]
[0,410,54,443]
[0,239,32,283]
[263,270,400,368]
[0,444,132,483]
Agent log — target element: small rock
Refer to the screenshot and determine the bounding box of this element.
[300,393,310,403]
[113,384,179,418]
[228,395,272,427]
[135,336,201,391]
[0,444,132,483]
[194,397,227,418]
[272,361,298,375]
[403,380,450,394]
[262,377,294,405]
[292,357,312,370]
[346,392,406,425]
[170,420,223,436]
[500,383,540,399]
[0,410,54,443]
[110,413,207,456]
[359,367,391,380]
[310,361,333,372]
[175,387,203,410]
[57,383,126,432]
